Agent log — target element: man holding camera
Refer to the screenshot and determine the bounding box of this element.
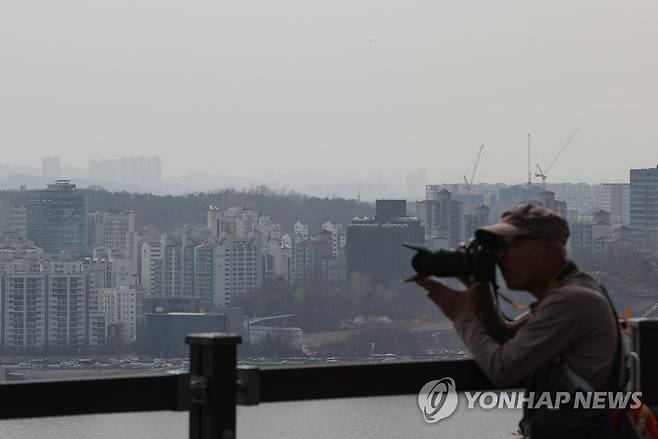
[416,203,619,438]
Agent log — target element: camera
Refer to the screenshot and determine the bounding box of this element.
[404,239,497,283]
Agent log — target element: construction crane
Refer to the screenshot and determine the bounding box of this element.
[535,128,581,189]
[527,133,532,187]
[463,144,485,193]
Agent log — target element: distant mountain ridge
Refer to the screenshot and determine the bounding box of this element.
[0,186,374,233]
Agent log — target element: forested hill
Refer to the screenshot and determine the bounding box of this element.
[2,186,374,232]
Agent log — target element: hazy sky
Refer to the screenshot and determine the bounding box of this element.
[2,1,657,184]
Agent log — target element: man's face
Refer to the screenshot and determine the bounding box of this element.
[495,236,549,291]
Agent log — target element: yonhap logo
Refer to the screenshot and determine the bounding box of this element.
[416,378,642,425]
[417,377,459,423]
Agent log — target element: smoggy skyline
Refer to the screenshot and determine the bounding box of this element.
[2,1,657,185]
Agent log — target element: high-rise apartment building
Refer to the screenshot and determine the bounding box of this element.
[1,274,47,350]
[0,247,141,353]
[26,181,88,256]
[88,287,107,348]
[193,243,215,305]
[569,210,613,255]
[418,189,463,249]
[207,205,291,286]
[463,205,490,243]
[140,236,165,295]
[536,191,568,218]
[47,274,87,348]
[321,221,347,259]
[88,211,137,260]
[143,233,200,298]
[141,229,219,306]
[208,206,263,240]
[601,183,630,225]
[213,235,263,307]
[2,271,90,353]
[289,230,332,286]
[546,183,602,216]
[90,285,138,348]
[630,167,658,244]
[207,206,222,239]
[162,232,212,299]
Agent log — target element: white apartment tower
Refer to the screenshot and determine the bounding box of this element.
[2,275,47,349]
[140,236,165,295]
[89,211,138,262]
[213,235,263,307]
[420,189,463,248]
[321,221,346,258]
[88,285,137,347]
[47,274,87,347]
[102,286,137,343]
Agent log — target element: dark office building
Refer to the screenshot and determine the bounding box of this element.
[139,312,227,358]
[374,200,407,222]
[26,181,88,257]
[347,200,424,285]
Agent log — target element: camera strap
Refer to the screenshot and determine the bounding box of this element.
[490,276,529,323]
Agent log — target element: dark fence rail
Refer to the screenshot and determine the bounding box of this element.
[0,345,497,422]
[0,373,190,419]
[242,359,493,404]
[0,359,495,419]
[0,318,654,439]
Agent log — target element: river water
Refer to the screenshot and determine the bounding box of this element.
[0,394,520,439]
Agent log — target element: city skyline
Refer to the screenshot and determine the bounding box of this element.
[0,173,656,359]
[0,139,651,186]
[0,154,644,202]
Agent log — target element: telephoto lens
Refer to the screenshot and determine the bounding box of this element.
[404,240,497,283]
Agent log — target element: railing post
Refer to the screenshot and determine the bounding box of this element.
[628,318,658,408]
[186,332,242,439]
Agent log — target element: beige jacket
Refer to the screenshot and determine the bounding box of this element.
[453,268,618,392]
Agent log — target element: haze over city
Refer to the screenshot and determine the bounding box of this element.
[2,2,658,438]
[2,0,658,188]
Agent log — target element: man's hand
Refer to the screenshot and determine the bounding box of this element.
[416,278,481,321]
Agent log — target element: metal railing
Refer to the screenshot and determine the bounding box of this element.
[0,318,655,439]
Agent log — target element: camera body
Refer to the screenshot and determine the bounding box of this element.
[405,239,497,283]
